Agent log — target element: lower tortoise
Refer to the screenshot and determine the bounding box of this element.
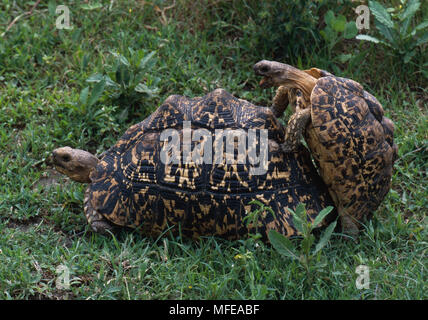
[53,89,335,240]
[254,60,397,235]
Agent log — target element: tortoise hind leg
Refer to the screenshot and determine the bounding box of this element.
[327,192,360,239]
[84,189,116,235]
[340,212,360,239]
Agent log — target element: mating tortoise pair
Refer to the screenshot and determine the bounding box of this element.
[53,61,397,240]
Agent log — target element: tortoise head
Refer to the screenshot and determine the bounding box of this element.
[52,147,99,183]
[253,60,318,101]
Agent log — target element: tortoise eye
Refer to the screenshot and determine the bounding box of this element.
[260,66,270,73]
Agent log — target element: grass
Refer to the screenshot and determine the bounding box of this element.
[0,0,427,299]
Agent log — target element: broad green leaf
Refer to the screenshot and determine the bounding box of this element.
[86,73,104,83]
[314,221,337,254]
[415,21,428,31]
[324,10,335,26]
[132,71,145,85]
[289,204,306,235]
[139,51,157,69]
[312,206,334,228]
[110,51,130,66]
[399,0,422,37]
[87,79,106,107]
[295,203,306,218]
[268,230,299,260]
[103,75,119,88]
[416,32,428,46]
[401,16,412,36]
[292,215,305,235]
[118,107,129,122]
[81,3,103,10]
[369,0,394,28]
[356,34,381,43]
[48,1,56,16]
[79,86,89,105]
[403,50,416,63]
[87,73,118,88]
[332,15,347,32]
[320,26,337,43]
[116,64,131,88]
[81,54,90,71]
[344,21,358,39]
[398,0,420,21]
[134,83,159,96]
[375,18,396,45]
[337,53,353,63]
[302,234,315,255]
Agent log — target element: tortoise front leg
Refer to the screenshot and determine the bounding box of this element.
[271,86,290,118]
[84,189,116,235]
[281,107,311,153]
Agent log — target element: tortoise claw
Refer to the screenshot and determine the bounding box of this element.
[90,220,116,235]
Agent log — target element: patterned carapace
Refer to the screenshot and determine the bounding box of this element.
[269,69,398,233]
[85,89,336,240]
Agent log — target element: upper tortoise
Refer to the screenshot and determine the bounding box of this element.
[254,60,397,235]
[53,89,335,240]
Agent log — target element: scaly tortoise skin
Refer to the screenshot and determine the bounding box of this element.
[53,89,336,240]
[254,60,398,235]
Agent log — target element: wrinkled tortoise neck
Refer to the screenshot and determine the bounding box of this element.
[279,65,317,103]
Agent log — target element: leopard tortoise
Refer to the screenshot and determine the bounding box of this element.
[254,60,398,236]
[52,89,335,240]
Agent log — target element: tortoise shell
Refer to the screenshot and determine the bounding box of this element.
[305,75,397,224]
[86,89,335,240]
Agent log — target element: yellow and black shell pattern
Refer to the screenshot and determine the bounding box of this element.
[305,76,397,225]
[87,89,336,240]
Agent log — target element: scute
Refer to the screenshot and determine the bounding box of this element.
[192,89,239,129]
[363,91,384,122]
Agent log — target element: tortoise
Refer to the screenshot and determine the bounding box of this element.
[253,60,398,235]
[52,89,336,240]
